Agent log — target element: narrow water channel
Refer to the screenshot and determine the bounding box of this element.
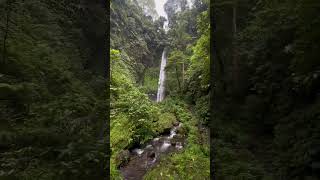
[120,122,185,180]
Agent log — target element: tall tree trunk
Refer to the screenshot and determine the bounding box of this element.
[211,3,219,180]
[182,62,185,86]
[232,2,237,36]
[232,0,239,97]
[211,9,225,92]
[175,61,181,92]
[2,0,11,63]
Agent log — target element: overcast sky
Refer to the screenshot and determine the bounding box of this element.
[154,0,193,19]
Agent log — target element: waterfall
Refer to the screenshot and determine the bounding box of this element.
[156,50,167,102]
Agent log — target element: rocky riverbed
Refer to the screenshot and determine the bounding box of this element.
[119,122,185,180]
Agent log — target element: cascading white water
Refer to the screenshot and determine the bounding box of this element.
[156,50,167,102]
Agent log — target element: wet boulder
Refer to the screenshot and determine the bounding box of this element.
[177,125,188,135]
[116,150,130,167]
[172,134,183,140]
[170,138,179,146]
[171,135,184,146]
[161,127,172,135]
[173,121,180,126]
[148,152,156,159]
[156,113,177,134]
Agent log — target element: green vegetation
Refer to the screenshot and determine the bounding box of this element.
[110,0,210,179]
[140,67,160,95]
[110,48,181,179]
[0,0,107,179]
[2,0,317,179]
[111,0,320,179]
[145,99,210,180]
[110,48,156,178]
[212,0,320,179]
[110,0,166,85]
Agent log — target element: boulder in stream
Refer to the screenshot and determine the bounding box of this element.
[116,150,130,167]
[148,152,156,159]
[173,121,180,126]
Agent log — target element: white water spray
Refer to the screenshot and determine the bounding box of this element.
[156,50,167,102]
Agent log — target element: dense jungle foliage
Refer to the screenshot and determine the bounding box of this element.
[0,0,108,179]
[212,0,320,179]
[110,0,210,179]
[1,0,318,179]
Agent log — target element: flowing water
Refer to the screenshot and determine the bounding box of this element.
[156,50,167,102]
[120,122,185,180]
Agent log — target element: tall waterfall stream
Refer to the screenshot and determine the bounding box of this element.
[156,50,167,102]
[119,49,186,179]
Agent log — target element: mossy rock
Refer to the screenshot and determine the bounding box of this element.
[115,150,130,167]
[177,125,188,136]
[154,112,177,134]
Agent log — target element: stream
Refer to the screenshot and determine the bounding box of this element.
[120,48,173,179]
[120,122,185,180]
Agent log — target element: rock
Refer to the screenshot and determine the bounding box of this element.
[177,126,187,135]
[116,150,130,167]
[175,142,183,150]
[162,128,171,135]
[145,144,153,149]
[132,148,144,156]
[148,152,156,159]
[172,134,183,140]
[173,121,179,126]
